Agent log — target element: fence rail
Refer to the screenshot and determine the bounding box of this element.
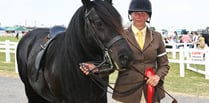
[167,48,209,79]
[0,40,18,73]
[1,40,209,79]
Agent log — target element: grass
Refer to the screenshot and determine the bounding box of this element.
[109,52,209,97]
[0,53,18,77]
[0,36,20,42]
[109,63,209,97]
[0,37,19,77]
[165,63,209,97]
[1,37,209,97]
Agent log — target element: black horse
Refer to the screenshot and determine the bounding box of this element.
[16,0,134,103]
[202,32,209,46]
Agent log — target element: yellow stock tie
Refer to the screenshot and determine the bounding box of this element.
[137,31,144,49]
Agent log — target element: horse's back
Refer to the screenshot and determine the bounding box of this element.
[17,28,49,81]
[17,28,49,52]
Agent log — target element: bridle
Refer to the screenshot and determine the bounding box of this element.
[84,7,124,73]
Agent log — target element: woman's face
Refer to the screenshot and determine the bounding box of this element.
[131,12,149,29]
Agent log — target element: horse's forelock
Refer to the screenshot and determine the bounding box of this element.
[93,0,124,35]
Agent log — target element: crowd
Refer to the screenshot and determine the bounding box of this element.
[164,30,208,49]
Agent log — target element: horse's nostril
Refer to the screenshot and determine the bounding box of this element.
[119,54,129,67]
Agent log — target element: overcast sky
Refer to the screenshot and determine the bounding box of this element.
[1,0,209,31]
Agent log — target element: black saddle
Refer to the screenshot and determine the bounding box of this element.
[48,25,66,38]
[35,25,66,70]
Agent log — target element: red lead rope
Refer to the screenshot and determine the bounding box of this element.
[144,68,155,103]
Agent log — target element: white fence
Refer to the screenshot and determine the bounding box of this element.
[166,42,209,79]
[0,40,18,73]
[1,40,209,79]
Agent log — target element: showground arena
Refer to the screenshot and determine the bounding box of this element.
[1,75,209,103]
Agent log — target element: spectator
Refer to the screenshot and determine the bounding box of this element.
[192,32,199,48]
[181,30,191,43]
[15,32,19,39]
[173,31,178,43]
[181,30,192,48]
[198,34,206,49]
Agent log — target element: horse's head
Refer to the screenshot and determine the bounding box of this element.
[81,0,134,71]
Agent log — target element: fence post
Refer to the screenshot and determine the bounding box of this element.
[205,49,209,79]
[5,40,11,63]
[172,43,176,59]
[14,43,18,73]
[179,48,185,77]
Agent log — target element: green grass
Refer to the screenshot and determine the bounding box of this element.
[165,63,209,96]
[1,37,209,97]
[0,53,18,77]
[0,37,19,77]
[0,36,20,42]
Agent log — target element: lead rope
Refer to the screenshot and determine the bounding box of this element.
[89,72,146,97]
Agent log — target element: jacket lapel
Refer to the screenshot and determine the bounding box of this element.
[125,27,142,51]
[143,28,154,51]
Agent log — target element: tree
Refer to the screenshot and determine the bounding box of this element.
[206,27,209,31]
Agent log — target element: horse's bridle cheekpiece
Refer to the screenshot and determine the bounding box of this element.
[84,7,124,73]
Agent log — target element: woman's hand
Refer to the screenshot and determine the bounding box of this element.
[146,75,160,87]
[79,63,97,75]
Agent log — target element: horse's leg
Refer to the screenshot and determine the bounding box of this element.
[24,80,51,103]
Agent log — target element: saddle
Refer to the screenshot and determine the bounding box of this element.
[35,25,66,70]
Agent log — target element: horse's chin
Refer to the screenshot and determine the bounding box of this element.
[114,61,133,72]
[118,58,133,69]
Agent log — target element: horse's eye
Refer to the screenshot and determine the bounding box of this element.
[94,20,103,27]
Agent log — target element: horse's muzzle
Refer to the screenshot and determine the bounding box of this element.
[117,52,134,69]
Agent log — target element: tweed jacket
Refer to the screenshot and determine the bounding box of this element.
[112,26,170,103]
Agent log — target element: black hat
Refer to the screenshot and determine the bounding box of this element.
[128,0,152,18]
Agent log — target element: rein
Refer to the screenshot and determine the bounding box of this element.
[88,65,177,103]
[86,62,177,103]
[83,49,145,97]
[130,66,177,103]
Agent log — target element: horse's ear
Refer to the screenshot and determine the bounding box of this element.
[82,0,92,9]
[105,0,112,5]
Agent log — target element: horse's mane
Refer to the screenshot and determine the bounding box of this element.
[53,0,123,97]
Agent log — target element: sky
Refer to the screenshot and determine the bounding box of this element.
[1,0,209,31]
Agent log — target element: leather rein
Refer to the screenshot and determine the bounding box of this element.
[88,65,177,103]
